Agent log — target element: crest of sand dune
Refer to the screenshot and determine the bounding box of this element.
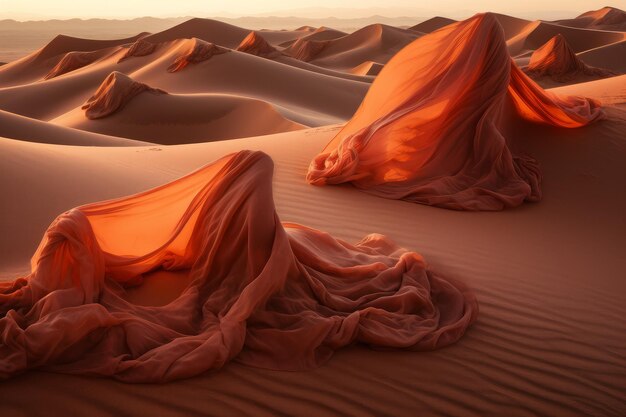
[143,18,250,48]
[81,72,167,119]
[35,33,147,64]
[284,37,331,61]
[297,24,419,70]
[307,13,604,211]
[525,34,616,82]
[167,38,230,72]
[349,60,384,76]
[236,31,280,58]
[409,16,457,33]
[578,39,626,73]
[117,39,159,63]
[53,92,304,144]
[578,6,626,29]
[44,50,104,79]
[0,150,476,381]
[280,26,348,47]
[555,6,626,31]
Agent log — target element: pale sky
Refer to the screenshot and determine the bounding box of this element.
[0,0,624,20]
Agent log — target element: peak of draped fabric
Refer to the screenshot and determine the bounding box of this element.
[0,150,477,383]
[306,13,605,211]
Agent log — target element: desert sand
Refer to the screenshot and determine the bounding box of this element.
[0,5,625,417]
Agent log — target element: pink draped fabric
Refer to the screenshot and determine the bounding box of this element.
[307,13,604,210]
[0,151,477,382]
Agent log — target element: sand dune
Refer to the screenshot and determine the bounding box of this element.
[142,18,249,48]
[0,33,145,87]
[298,24,420,70]
[409,17,457,33]
[0,38,368,125]
[507,19,625,56]
[53,90,304,143]
[555,6,626,31]
[283,37,332,61]
[0,109,148,146]
[578,39,626,73]
[349,60,383,76]
[279,26,348,47]
[407,11,626,58]
[549,74,626,105]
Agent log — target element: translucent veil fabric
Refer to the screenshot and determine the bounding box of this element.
[307,13,605,210]
[0,151,477,382]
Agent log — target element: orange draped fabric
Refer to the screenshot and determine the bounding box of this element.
[307,13,604,210]
[0,151,477,382]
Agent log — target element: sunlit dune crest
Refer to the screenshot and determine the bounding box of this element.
[284,38,331,61]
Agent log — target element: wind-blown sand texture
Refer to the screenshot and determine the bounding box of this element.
[0,6,625,417]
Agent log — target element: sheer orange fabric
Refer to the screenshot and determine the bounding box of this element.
[0,151,477,382]
[307,13,604,210]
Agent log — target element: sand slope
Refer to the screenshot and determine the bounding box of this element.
[0,109,149,146]
[555,6,626,31]
[301,24,420,70]
[578,40,626,73]
[53,90,304,144]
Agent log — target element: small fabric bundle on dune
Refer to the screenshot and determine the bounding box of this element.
[0,150,477,383]
[307,13,605,210]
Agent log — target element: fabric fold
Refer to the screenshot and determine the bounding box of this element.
[307,13,604,210]
[1,150,477,382]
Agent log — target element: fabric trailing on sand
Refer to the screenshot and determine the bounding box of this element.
[525,34,615,82]
[167,38,229,72]
[0,150,477,382]
[44,51,102,79]
[307,13,605,211]
[81,72,167,119]
[236,31,280,58]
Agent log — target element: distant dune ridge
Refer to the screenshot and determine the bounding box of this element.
[81,71,167,119]
[555,6,626,31]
